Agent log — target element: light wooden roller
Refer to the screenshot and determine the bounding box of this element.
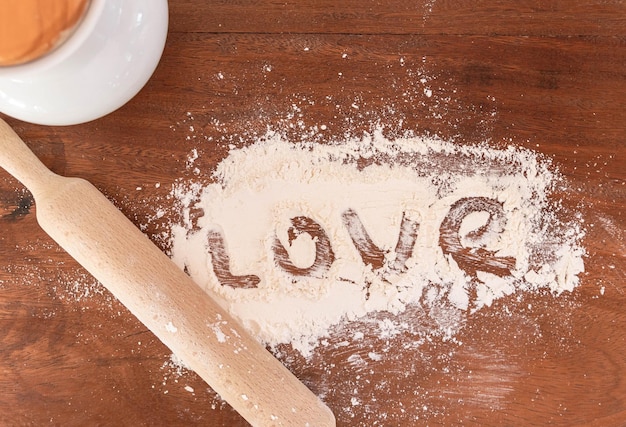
[0,118,336,427]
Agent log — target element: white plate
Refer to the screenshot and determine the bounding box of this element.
[0,0,168,126]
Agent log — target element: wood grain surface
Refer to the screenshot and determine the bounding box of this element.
[1,1,625,426]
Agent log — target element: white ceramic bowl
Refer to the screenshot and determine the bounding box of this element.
[0,0,168,126]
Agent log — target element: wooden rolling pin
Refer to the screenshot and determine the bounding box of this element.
[0,119,336,427]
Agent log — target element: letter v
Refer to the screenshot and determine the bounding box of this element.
[342,209,419,271]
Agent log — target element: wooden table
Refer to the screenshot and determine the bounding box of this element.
[1,1,625,425]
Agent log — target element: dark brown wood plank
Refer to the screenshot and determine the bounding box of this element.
[169,0,626,36]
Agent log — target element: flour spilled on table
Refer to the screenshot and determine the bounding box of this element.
[167,128,585,358]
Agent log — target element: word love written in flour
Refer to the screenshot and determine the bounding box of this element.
[169,131,585,356]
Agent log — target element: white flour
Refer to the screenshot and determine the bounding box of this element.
[168,129,585,357]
